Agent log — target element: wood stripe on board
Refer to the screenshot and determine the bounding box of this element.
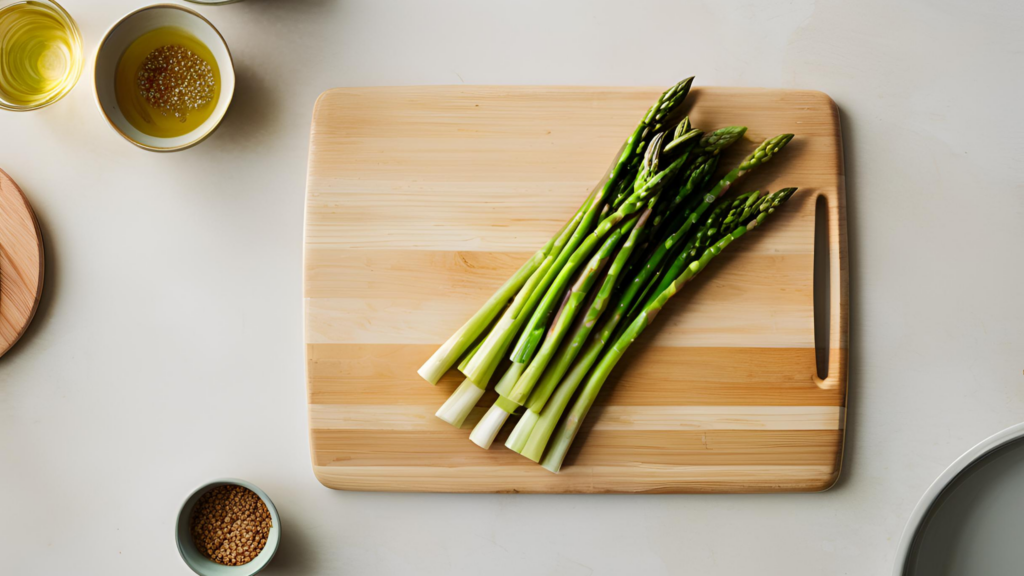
[311,429,843,468]
[312,464,840,494]
[306,344,844,407]
[309,404,844,432]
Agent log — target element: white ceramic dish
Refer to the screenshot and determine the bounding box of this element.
[893,422,1024,575]
[93,4,235,152]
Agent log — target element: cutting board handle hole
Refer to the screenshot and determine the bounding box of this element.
[813,194,831,380]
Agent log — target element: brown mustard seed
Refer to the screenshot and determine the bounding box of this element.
[136,44,215,122]
[189,485,272,566]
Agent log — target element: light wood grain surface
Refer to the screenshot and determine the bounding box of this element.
[0,169,44,359]
[304,86,848,493]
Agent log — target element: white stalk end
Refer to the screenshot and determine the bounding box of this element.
[418,362,442,385]
[469,404,511,449]
[505,409,540,453]
[418,327,470,384]
[435,379,485,428]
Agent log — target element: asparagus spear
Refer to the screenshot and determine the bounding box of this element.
[424,182,600,393]
[503,133,699,406]
[453,190,592,377]
[505,87,694,366]
[504,126,747,449]
[435,189,610,426]
[505,197,657,452]
[634,124,700,193]
[479,124,699,446]
[517,190,760,460]
[469,213,642,448]
[632,126,746,267]
[540,188,798,472]
[635,133,794,314]
[415,240,551,385]
[460,79,694,385]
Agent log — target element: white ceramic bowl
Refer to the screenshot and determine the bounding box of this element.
[93,4,235,152]
[893,422,1024,575]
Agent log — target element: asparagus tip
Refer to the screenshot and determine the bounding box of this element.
[739,133,795,171]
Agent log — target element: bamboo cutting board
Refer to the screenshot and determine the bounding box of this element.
[304,86,848,493]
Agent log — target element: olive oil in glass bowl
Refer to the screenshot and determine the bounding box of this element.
[0,0,83,111]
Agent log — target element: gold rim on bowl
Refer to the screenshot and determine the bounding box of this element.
[92,3,236,152]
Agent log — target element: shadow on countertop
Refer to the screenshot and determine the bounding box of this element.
[262,504,316,575]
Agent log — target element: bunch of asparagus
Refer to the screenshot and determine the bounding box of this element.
[417,78,799,472]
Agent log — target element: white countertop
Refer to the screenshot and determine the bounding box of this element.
[3,0,1023,574]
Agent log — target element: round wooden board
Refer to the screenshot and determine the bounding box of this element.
[0,169,44,358]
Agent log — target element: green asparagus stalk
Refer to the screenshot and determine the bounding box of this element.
[505,86,694,368]
[416,239,551,385]
[488,196,604,401]
[503,126,699,399]
[506,128,746,441]
[519,182,768,459]
[428,77,806,468]
[435,331,521,427]
[491,196,609,403]
[434,188,601,426]
[492,356,527,397]
[540,188,798,472]
[636,134,794,313]
[457,190,594,385]
[508,146,694,371]
[644,78,696,137]
[457,337,484,373]
[518,306,620,461]
[637,126,746,265]
[632,131,667,192]
[470,213,641,447]
[460,79,694,385]
[505,208,645,405]
[662,116,693,153]
[635,125,701,192]
[479,161,688,444]
[516,195,734,459]
[506,199,656,452]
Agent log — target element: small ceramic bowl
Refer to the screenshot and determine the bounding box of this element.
[176,479,282,576]
[93,4,235,152]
